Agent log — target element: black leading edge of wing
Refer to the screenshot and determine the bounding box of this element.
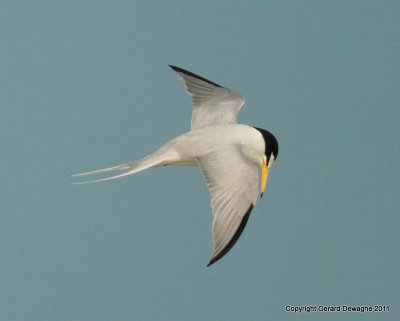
[169,65,223,88]
[207,204,254,267]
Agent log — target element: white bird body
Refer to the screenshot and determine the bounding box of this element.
[160,124,266,166]
[73,66,278,266]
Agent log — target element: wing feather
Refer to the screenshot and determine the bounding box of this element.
[196,145,259,266]
[169,65,245,129]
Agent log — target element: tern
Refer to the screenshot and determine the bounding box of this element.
[73,66,279,266]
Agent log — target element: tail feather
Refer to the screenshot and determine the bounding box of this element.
[72,143,184,184]
[71,156,160,184]
[71,168,140,185]
[71,163,130,177]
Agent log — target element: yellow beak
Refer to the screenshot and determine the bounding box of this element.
[261,160,269,197]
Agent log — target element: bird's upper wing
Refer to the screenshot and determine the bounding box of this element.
[170,65,245,130]
[196,145,259,266]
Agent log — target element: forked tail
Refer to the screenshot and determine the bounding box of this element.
[71,155,163,184]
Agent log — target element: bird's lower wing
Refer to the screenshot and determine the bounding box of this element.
[197,145,259,266]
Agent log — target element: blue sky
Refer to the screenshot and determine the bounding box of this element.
[1,1,399,320]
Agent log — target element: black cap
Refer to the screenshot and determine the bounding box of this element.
[254,127,279,163]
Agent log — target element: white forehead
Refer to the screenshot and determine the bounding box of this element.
[268,154,275,168]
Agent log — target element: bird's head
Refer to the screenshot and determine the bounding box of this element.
[254,127,279,197]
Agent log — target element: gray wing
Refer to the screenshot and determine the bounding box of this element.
[197,145,259,266]
[170,65,245,130]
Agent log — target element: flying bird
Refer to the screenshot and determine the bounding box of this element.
[73,66,279,266]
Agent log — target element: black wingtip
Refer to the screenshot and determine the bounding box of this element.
[206,204,254,267]
[168,64,179,71]
[168,65,223,88]
[260,193,264,198]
